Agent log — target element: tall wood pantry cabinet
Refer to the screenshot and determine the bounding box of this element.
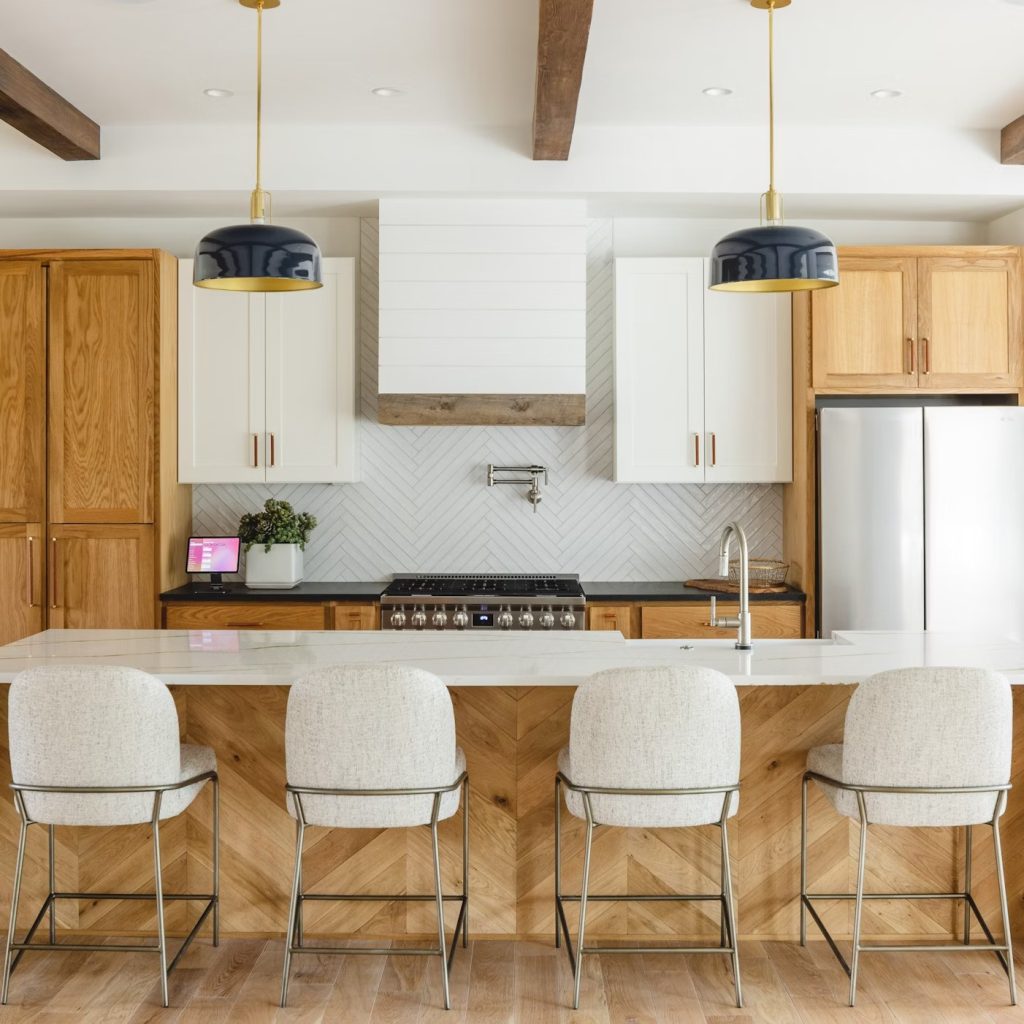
[0,250,191,644]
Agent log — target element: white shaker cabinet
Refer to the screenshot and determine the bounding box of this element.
[178,257,359,484]
[613,257,791,484]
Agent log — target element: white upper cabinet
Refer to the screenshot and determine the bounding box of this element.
[614,258,705,483]
[614,257,791,484]
[178,257,359,484]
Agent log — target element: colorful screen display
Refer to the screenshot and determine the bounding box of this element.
[186,536,241,574]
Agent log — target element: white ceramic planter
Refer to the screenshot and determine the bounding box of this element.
[244,543,304,589]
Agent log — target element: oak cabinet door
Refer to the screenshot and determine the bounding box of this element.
[640,602,804,640]
[0,523,44,644]
[48,260,155,523]
[49,525,155,629]
[585,604,634,638]
[811,257,918,390]
[331,602,379,630]
[0,262,45,522]
[917,255,1022,390]
[164,601,328,630]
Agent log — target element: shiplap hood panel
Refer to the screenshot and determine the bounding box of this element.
[377,198,587,425]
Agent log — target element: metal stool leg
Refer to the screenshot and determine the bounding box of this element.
[280,817,305,1008]
[151,800,169,1008]
[963,825,973,946]
[1,818,29,1005]
[47,826,56,946]
[572,796,595,1011]
[721,819,743,1008]
[554,777,562,949]
[462,778,470,949]
[212,778,220,947]
[992,804,1017,1006]
[430,795,451,1010]
[800,775,809,947]
[849,795,869,1008]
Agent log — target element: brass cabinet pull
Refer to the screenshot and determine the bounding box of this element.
[25,536,34,607]
[252,433,259,467]
[269,432,276,467]
[710,432,717,467]
[226,622,262,628]
[922,337,930,374]
[906,337,915,374]
[50,537,60,610]
[693,433,700,467]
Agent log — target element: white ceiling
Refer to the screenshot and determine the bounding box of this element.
[2,0,1023,131]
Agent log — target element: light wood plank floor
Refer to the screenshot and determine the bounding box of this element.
[0,937,1021,1023]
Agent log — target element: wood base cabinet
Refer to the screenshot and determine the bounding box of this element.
[0,249,190,642]
[586,600,805,640]
[161,601,379,631]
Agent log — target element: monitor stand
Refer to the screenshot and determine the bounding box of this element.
[208,573,227,593]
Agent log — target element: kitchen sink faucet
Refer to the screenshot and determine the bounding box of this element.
[709,521,752,651]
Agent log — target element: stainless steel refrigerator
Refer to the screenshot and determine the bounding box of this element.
[818,405,1024,641]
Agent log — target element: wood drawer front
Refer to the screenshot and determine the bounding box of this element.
[331,602,379,630]
[586,604,634,638]
[164,602,327,631]
[640,602,804,640]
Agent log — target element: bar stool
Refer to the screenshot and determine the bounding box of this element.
[280,665,469,1009]
[555,666,742,1010]
[2,665,219,1008]
[801,667,1016,1007]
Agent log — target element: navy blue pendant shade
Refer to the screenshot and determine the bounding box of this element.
[709,222,839,292]
[194,221,322,292]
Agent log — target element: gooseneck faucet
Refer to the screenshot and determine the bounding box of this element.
[709,521,752,651]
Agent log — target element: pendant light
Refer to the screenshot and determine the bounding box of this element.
[194,0,322,292]
[709,0,838,293]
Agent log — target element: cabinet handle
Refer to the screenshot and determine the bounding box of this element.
[906,337,915,374]
[693,433,700,467]
[922,337,930,374]
[269,432,276,468]
[710,432,717,467]
[226,622,262,628]
[50,538,60,610]
[252,433,259,467]
[25,536,34,607]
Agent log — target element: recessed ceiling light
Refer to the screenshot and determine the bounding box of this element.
[702,86,733,97]
[870,88,903,99]
[203,88,234,99]
[371,87,404,97]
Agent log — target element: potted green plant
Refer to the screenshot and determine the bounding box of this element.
[238,499,317,589]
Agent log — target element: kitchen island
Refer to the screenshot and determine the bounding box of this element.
[0,628,1022,947]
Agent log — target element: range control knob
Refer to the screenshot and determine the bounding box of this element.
[389,608,407,629]
[560,608,578,629]
[496,607,514,629]
[431,608,448,629]
[518,609,535,629]
[539,609,555,630]
[410,607,427,629]
[452,607,469,630]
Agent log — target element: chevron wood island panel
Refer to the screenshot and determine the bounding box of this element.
[1,683,1022,945]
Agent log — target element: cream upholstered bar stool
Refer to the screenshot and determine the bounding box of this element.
[2,665,219,1008]
[281,665,469,1009]
[802,667,1016,1007]
[555,666,742,1010]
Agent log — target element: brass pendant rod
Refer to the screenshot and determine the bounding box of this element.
[767,0,775,195]
[251,0,266,223]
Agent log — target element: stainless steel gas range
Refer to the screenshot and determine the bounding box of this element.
[380,574,586,631]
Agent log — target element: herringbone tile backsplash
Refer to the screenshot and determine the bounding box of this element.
[192,219,783,582]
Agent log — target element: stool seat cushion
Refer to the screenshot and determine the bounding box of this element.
[806,667,1012,827]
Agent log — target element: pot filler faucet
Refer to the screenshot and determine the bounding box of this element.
[709,521,752,651]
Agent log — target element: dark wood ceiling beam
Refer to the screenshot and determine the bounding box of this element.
[0,49,99,160]
[1001,114,1024,165]
[532,0,594,161]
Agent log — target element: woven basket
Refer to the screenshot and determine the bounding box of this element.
[728,559,789,587]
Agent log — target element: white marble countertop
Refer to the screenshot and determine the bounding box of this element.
[0,628,1022,687]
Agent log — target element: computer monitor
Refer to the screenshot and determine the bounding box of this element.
[186,536,241,591]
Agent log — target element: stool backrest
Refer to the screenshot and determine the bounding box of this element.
[8,665,183,825]
[844,667,1012,826]
[568,666,740,827]
[286,665,457,827]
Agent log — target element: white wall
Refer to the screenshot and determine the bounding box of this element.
[987,207,1024,245]
[0,217,360,258]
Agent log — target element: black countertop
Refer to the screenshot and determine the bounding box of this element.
[162,580,805,603]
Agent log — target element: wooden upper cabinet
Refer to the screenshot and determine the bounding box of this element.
[48,260,155,523]
[48,524,155,628]
[811,257,917,390]
[0,523,44,644]
[0,261,45,522]
[917,254,1022,390]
